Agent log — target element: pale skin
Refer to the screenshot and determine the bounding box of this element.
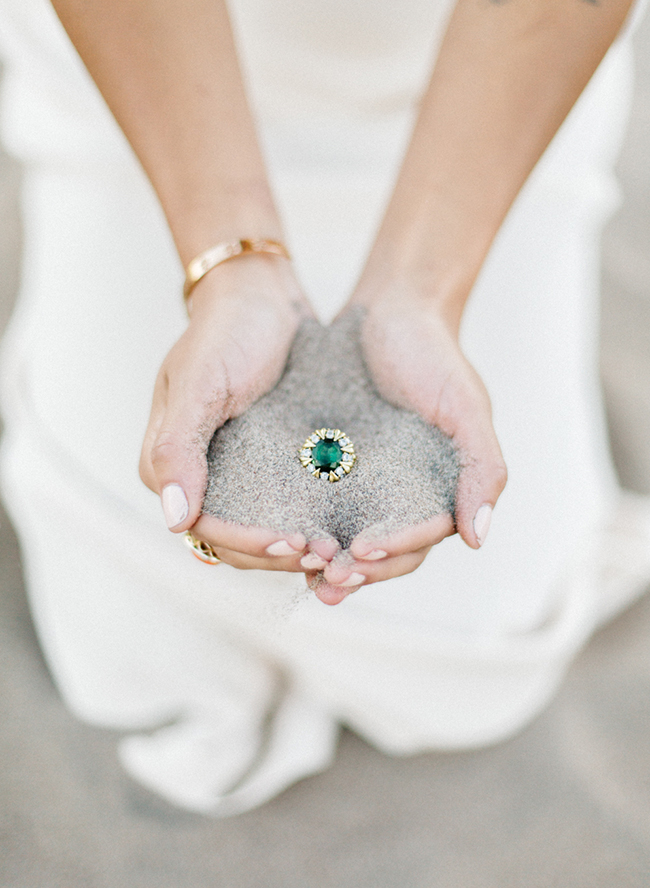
[52,0,634,605]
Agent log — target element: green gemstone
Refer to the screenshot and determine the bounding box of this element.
[312,439,343,471]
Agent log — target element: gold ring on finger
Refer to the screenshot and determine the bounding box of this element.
[184,530,222,565]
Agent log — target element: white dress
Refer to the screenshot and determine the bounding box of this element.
[1,0,650,815]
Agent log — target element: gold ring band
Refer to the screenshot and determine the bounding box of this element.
[184,530,222,565]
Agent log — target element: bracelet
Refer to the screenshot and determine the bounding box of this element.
[183,238,290,300]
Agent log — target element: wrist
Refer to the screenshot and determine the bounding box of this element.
[186,250,309,321]
[355,186,502,331]
[183,238,291,300]
[353,262,473,336]
[168,179,285,268]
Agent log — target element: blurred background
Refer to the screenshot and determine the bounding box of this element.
[0,14,649,888]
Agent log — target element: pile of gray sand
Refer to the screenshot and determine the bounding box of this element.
[204,310,459,549]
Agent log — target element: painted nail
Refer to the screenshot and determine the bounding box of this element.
[339,572,366,588]
[361,549,388,561]
[266,540,300,557]
[473,504,493,547]
[161,483,189,529]
[301,552,328,570]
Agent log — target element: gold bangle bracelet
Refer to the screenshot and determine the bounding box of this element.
[183,238,290,301]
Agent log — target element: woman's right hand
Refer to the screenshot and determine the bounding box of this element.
[139,255,315,566]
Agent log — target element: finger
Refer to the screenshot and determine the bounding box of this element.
[139,369,169,492]
[199,545,307,572]
[193,514,306,559]
[341,546,432,585]
[322,549,429,589]
[312,549,430,605]
[453,418,507,550]
[148,367,232,533]
[307,576,355,606]
[430,369,507,550]
[300,537,340,570]
[349,512,455,561]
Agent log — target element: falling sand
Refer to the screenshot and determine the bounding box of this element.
[204,310,459,549]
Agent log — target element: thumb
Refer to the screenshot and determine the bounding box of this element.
[141,374,227,533]
[452,409,507,550]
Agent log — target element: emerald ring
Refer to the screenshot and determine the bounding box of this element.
[299,428,356,482]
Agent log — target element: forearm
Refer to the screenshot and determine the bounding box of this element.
[357,0,634,328]
[51,0,280,265]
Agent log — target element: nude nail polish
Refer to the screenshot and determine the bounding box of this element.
[339,572,366,587]
[266,540,299,556]
[473,504,492,547]
[362,549,388,561]
[301,552,328,570]
[161,484,189,529]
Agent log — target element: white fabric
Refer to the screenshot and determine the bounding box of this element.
[1,0,650,815]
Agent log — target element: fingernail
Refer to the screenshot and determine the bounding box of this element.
[161,483,189,529]
[473,504,492,547]
[266,540,300,557]
[339,572,365,588]
[301,552,328,570]
[361,549,388,561]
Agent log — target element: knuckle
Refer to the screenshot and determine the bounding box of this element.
[150,432,180,469]
[492,461,508,493]
[138,452,155,489]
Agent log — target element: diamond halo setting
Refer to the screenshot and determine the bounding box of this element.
[299,428,356,482]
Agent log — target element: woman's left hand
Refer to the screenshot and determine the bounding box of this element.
[309,281,508,604]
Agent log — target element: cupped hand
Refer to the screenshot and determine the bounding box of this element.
[314,283,507,602]
[139,254,315,568]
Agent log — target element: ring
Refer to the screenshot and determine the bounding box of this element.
[299,428,356,482]
[184,530,222,565]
